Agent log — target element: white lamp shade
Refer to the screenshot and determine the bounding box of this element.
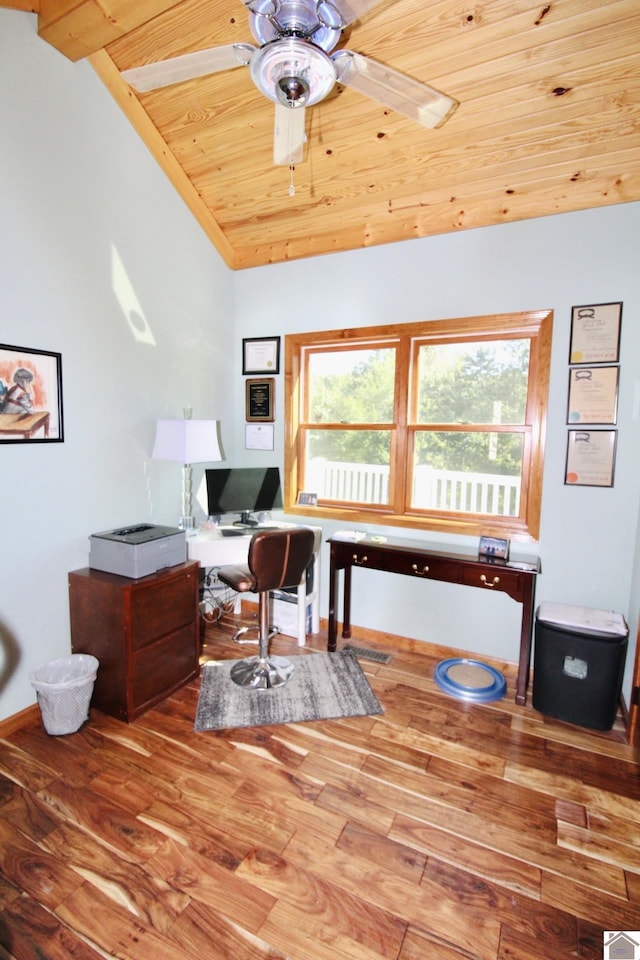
[152,419,222,464]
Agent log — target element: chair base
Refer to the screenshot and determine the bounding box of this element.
[230,655,295,689]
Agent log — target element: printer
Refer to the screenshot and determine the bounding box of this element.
[89,524,186,579]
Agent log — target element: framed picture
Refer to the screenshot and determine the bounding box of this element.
[0,343,63,443]
[245,422,274,451]
[565,429,617,487]
[242,336,280,375]
[246,378,275,422]
[297,491,318,506]
[478,536,510,560]
[569,302,622,364]
[567,365,619,424]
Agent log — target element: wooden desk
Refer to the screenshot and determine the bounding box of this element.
[0,411,50,439]
[327,534,540,705]
[187,523,322,645]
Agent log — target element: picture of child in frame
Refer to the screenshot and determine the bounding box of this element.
[478,536,510,560]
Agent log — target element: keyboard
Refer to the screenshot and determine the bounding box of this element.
[219,525,286,537]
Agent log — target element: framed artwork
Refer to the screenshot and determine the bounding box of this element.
[246,377,275,422]
[297,491,318,506]
[567,365,619,424]
[0,343,63,443]
[569,302,622,364]
[565,429,617,487]
[242,336,280,375]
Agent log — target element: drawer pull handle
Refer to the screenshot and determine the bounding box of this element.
[353,554,368,565]
[480,574,500,588]
[411,563,430,576]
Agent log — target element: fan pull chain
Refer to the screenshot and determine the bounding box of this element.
[289,164,295,197]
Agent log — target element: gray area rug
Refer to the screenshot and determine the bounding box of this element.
[195,651,383,731]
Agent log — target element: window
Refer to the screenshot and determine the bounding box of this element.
[285,310,552,541]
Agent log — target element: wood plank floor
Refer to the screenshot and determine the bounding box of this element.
[1,611,639,959]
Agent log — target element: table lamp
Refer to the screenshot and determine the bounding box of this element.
[152,410,222,531]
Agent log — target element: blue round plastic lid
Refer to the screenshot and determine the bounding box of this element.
[434,658,506,702]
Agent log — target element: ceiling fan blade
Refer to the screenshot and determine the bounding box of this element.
[333,50,458,128]
[333,0,390,28]
[121,43,255,92]
[273,104,306,165]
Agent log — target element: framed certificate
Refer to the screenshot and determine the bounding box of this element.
[246,378,274,422]
[242,336,280,375]
[569,302,622,364]
[565,430,617,487]
[245,423,274,450]
[567,365,619,424]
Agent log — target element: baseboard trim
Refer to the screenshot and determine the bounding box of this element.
[0,703,40,738]
[240,600,518,672]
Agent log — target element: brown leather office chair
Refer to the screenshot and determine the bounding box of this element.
[216,527,315,689]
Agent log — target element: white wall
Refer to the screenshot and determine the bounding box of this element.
[235,203,640,701]
[2,10,638,721]
[0,12,233,719]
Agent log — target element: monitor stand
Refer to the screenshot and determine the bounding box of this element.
[233,512,258,527]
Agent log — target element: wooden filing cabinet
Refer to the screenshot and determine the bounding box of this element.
[69,561,200,722]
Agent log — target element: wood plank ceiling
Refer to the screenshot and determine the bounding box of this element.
[5,0,640,269]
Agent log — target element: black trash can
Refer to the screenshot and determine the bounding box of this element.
[533,603,628,730]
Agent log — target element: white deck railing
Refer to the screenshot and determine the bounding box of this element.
[307,459,390,504]
[306,459,521,517]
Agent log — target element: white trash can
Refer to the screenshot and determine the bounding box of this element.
[30,654,99,735]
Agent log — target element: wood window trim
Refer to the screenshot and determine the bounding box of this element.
[284,310,552,542]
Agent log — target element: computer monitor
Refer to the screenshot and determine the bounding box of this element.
[205,466,283,526]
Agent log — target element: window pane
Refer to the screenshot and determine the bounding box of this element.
[307,348,395,424]
[305,430,391,504]
[412,431,524,516]
[417,339,530,424]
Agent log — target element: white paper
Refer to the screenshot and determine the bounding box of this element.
[538,602,627,636]
[245,423,274,450]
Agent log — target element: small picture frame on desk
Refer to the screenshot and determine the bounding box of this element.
[297,491,318,506]
[478,536,510,560]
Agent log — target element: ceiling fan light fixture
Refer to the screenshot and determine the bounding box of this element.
[276,74,310,106]
[250,37,336,107]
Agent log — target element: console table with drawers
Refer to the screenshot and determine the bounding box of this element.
[327,533,540,705]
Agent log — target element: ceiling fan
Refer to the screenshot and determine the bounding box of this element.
[121,0,458,168]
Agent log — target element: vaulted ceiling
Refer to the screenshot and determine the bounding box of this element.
[5,0,640,269]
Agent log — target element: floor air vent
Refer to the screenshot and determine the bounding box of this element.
[343,644,392,664]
